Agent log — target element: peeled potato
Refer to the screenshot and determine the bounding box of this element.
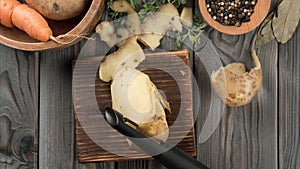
[25,0,88,20]
[111,67,170,142]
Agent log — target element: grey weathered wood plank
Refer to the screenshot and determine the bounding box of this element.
[195,0,279,168]
[279,25,300,169]
[39,46,79,169]
[39,41,116,169]
[0,44,38,169]
[195,31,278,169]
[75,162,115,169]
[116,160,167,169]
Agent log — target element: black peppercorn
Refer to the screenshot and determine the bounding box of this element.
[206,0,257,27]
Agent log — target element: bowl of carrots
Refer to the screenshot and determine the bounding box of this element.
[0,0,104,51]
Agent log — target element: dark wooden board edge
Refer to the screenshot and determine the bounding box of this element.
[73,49,197,162]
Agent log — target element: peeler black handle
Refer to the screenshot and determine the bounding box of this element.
[154,143,209,169]
[104,107,209,169]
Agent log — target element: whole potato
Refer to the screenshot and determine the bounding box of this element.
[25,0,89,20]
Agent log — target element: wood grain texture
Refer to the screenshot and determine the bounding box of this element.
[0,44,38,169]
[74,50,196,162]
[38,40,116,169]
[32,1,300,169]
[279,25,300,169]
[39,46,79,169]
[195,26,278,169]
[75,161,115,169]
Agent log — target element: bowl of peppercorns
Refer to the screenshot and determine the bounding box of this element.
[199,0,271,35]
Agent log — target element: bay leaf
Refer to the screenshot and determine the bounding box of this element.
[272,0,300,43]
[255,13,275,48]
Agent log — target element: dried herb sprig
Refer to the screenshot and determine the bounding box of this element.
[106,0,206,48]
[179,16,206,47]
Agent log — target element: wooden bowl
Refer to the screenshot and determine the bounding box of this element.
[199,0,271,35]
[0,0,104,51]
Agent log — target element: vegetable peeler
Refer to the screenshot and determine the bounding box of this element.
[104,107,210,169]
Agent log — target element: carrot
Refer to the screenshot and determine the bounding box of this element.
[0,0,21,28]
[11,4,53,42]
[0,0,76,43]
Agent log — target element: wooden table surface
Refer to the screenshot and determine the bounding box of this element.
[0,0,299,169]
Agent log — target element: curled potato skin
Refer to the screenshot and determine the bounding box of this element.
[211,51,262,107]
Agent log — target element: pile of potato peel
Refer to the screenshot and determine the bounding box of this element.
[96,1,189,143]
[96,0,191,50]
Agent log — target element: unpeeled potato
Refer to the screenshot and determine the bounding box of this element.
[25,0,89,20]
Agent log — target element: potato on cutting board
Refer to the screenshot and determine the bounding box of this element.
[111,67,170,142]
[25,0,89,20]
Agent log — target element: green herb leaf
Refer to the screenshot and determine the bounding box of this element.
[106,0,206,48]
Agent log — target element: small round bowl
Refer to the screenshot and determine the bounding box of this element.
[0,0,104,51]
[199,0,271,35]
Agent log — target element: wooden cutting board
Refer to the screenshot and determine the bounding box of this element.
[73,49,196,162]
